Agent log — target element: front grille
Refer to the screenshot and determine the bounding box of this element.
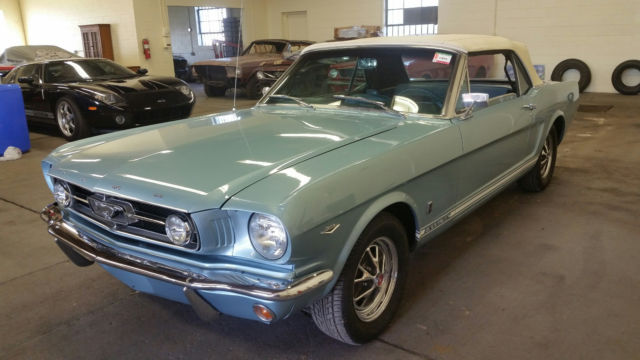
[194,65,227,81]
[132,104,192,124]
[68,184,199,250]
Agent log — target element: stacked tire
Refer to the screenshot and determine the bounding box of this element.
[552,58,640,95]
[611,60,640,95]
[551,59,591,93]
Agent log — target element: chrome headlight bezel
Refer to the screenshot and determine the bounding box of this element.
[53,181,72,207]
[248,213,288,260]
[165,214,193,246]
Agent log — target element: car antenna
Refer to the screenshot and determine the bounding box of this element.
[232,0,243,111]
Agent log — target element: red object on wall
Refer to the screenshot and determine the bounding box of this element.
[142,39,151,59]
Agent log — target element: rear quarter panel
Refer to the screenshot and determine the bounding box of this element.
[529,80,579,155]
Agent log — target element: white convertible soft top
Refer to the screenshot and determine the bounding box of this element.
[302,34,542,86]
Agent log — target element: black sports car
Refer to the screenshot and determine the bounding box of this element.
[2,58,195,140]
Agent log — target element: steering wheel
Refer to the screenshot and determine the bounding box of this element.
[394,87,444,110]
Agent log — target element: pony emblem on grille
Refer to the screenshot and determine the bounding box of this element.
[87,195,137,225]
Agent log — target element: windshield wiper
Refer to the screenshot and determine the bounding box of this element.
[332,95,405,118]
[266,94,315,109]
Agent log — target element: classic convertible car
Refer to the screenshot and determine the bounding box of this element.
[3,58,195,140]
[40,35,578,344]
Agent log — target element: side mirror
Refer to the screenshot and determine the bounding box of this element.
[137,68,148,75]
[461,92,489,119]
[261,86,271,96]
[18,76,34,84]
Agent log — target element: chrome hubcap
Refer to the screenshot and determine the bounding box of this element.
[57,102,76,137]
[353,236,398,322]
[539,134,553,179]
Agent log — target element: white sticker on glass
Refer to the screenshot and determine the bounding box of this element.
[432,52,452,65]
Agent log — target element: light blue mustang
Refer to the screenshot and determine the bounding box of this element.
[41,35,578,344]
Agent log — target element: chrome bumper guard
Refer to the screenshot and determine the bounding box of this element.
[40,203,333,301]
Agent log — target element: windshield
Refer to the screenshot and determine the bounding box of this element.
[266,48,457,115]
[44,59,136,82]
[244,41,288,55]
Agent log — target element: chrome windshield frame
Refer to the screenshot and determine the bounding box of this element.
[258,44,467,120]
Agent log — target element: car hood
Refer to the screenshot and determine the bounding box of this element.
[68,75,183,95]
[193,54,281,68]
[46,107,399,212]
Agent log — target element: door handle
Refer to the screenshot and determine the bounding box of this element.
[522,104,536,111]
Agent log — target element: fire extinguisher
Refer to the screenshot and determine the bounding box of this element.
[142,39,151,59]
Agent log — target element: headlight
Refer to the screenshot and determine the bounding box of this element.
[225,66,242,78]
[165,214,192,246]
[176,84,193,98]
[248,213,288,260]
[95,92,125,106]
[53,181,71,207]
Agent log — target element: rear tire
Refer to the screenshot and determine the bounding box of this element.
[311,212,409,344]
[55,97,90,141]
[204,84,226,97]
[245,76,264,100]
[518,128,557,192]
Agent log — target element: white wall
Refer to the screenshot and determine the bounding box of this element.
[439,0,640,92]
[132,0,175,76]
[264,0,383,42]
[19,0,139,66]
[0,0,26,53]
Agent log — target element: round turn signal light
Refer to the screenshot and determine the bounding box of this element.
[253,304,275,322]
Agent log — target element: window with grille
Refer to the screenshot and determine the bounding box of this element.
[196,7,227,46]
[384,0,439,36]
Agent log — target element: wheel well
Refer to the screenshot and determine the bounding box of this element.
[382,202,417,251]
[48,93,66,113]
[553,116,566,143]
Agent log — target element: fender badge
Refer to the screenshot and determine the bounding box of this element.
[321,224,340,235]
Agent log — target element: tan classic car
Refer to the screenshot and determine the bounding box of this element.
[192,39,313,99]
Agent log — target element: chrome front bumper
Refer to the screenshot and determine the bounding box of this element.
[40,203,333,301]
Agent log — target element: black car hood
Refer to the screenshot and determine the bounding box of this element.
[67,75,183,95]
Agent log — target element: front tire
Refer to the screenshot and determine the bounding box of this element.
[245,75,264,100]
[311,212,409,344]
[55,97,90,141]
[518,128,558,192]
[204,84,226,97]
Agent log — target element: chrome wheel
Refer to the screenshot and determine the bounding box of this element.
[57,101,76,137]
[353,236,398,322]
[539,133,554,179]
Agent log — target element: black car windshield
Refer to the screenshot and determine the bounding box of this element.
[267,47,458,115]
[44,59,136,82]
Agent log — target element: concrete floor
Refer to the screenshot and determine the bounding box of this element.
[1,88,639,359]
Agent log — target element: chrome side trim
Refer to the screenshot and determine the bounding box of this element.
[417,157,537,239]
[41,204,333,301]
[72,195,88,204]
[132,214,165,225]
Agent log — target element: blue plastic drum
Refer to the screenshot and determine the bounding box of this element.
[0,84,31,153]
